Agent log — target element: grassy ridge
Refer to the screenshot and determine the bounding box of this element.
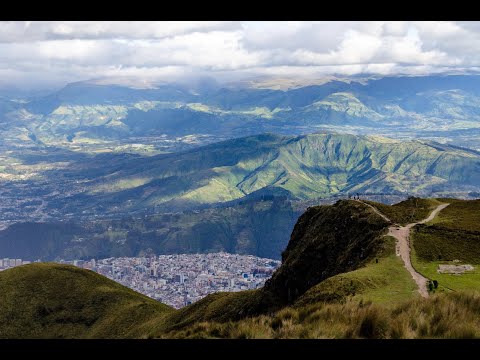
[364,197,442,225]
[0,263,173,339]
[265,200,390,303]
[295,236,419,307]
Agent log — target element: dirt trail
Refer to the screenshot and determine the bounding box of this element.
[359,200,449,298]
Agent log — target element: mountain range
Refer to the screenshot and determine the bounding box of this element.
[2,75,480,153]
[1,74,480,262]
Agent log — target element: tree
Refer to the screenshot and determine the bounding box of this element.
[428,281,434,292]
[433,280,438,289]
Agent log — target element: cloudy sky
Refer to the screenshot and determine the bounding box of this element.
[1,21,480,89]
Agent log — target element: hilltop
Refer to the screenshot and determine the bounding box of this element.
[0,263,173,338]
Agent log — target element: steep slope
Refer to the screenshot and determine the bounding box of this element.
[264,200,390,303]
[295,236,418,307]
[0,263,173,338]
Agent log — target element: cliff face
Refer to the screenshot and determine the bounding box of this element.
[264,200,390,303]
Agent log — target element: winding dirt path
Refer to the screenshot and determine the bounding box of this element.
[360,201,449,298]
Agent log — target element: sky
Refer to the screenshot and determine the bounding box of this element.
[1,21,480,90]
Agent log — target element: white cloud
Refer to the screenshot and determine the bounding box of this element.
[0,21,479,90]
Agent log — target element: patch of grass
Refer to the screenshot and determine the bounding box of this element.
[427,199,480,232]
[412,225,480,263]
[364,197,442,225]
[411,259,480,293]
[158,289,282,333]
[410,199,480,292]
[162,291,480,339]
[296,236,419,307]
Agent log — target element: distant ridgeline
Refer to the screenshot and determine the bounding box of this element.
[5,75,480,152]
[13,132,478,218]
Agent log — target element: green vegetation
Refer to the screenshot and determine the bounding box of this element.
[0,263,173,339]
[85,133,480,213]
[158,290,282,333]
[411,199,480,292]
[265,200,390,303]
[296,236,419,307]
[410,260,480,293]
[161,291,480,339]
[412,226,480,263]
[364,197,443,225]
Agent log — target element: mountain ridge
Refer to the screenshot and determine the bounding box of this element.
[1,198,479,338]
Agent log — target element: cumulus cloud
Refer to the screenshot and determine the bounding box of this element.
[0,21,479,89]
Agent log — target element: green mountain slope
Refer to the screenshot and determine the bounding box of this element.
[74,133,480,214]
[0,263,173,338]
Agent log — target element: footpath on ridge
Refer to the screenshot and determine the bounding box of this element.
[359,200,450,298]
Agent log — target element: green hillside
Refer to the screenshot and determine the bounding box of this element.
[295,236,418,307]
[0,263,173,338]
[68,133,480,215]
[364,198,443,225]
[411,199,480,292]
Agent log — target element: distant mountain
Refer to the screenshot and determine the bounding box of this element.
[2,74,480,150]
[58,132,480,215]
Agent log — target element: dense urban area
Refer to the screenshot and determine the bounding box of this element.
[0,252,280,308]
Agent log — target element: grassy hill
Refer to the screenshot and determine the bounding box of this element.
[0,263,173,338]
[364,197,443,225]
[295,236,418,307]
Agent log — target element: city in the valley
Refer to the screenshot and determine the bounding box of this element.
[0,252,280,309]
